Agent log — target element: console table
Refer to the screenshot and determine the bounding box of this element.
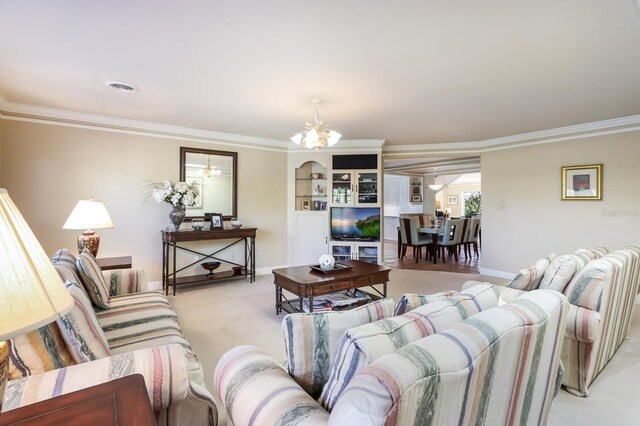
[0,374,155,425]
[162,227,257,295]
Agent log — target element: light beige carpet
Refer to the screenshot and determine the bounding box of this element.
[167,269,640,426]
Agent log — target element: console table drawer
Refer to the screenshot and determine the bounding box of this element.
[354,272,388,287]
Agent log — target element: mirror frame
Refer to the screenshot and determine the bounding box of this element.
[179,146,238,221]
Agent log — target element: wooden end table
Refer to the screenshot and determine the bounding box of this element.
[0,374,156,425]
[272,259,390,314]
[96,256,133,271]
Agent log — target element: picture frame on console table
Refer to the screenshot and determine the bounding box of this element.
[561,164,602,200]
[209,213,224,229]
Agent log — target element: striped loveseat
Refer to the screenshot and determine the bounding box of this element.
[215,288,568,425]
[464,245,640,397]
[2,249,217,425]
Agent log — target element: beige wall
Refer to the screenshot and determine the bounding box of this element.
[437,183,481,217]
[481,131,640,273]
[0,120,288,281]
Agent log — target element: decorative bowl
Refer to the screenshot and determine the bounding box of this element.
[231,218,242,229]
[201,261,221,276]
[232,266,243,274]
[191,218,205,230]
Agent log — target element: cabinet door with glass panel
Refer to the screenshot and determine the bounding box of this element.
[328,241,380,264]
[331,169,378,206]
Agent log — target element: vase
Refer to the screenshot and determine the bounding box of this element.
[168,204,186,231]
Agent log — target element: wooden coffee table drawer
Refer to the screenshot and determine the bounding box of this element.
[312,280,354,296]
[354,272,388,287]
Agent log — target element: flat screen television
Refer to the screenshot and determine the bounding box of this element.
[330,207,380,241]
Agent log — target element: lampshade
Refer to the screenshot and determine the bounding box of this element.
[435,200,442,210]
[63,198,114,257]
[63,199,114,230]
[0,188,74,340]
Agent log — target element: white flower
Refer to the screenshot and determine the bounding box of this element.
[182,192,195,206]
[175,182,188,193]
[148,180,199,207]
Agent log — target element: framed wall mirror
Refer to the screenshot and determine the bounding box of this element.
[180,147,238,220]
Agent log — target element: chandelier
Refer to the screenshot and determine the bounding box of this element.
[428,171,446,191]
[201,156,221,177]
[290,98,342,150]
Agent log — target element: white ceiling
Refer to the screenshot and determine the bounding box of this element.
[1,0,639,148]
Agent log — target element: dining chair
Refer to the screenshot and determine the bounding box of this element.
[436,218,465,262]
[456,217,470,258]
[463,217,481,258]
[400,217,432,263]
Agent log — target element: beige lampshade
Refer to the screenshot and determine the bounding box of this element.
[0,188,74,340]
[435,200,442,210]
[63,199,114,230]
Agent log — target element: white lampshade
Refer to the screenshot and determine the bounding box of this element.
[428,184,444,191]
[290,133,303,145]
[0,188,74,340]
[327,130,342,147]
[63,199,114,230]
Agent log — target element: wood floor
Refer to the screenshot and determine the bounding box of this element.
[383,241,481,274]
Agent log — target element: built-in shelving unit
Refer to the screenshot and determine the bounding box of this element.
[295,161,328,211]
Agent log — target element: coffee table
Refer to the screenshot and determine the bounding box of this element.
[272,259,391,314]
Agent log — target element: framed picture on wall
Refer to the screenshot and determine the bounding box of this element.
[447,195,458,205]
[561,164,602,200]
[411,194,422,203]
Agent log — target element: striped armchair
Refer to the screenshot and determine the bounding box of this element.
[214,289,568,425]
[2,249,217,425]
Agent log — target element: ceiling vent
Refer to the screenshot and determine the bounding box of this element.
[104,80,138,93]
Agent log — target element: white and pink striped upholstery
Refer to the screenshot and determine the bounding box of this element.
[560,247,640,396]
[214,290,567,426]
[468,245,639,397]
[3,249,217,425]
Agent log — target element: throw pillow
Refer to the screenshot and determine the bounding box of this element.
[8,323,76,380]
[319,284,498,411]
[563,259,611,311]
[539,254,581,292]
[76,250,110,309]
[282,298,395,398]
[394,290,458,315]
[56,280,111,362]
[508,253,556,291]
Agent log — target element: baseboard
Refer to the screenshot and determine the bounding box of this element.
[147,280,163,291]
[478,268,516,280]
[256,265,287,276]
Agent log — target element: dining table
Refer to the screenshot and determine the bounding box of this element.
[418,227,444,264]
[396,225,445,264]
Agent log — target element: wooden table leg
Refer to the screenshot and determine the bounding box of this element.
[431,234,438,264]
[397,228,401,258]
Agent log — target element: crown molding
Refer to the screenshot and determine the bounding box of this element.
[1,95,639,155]
[286,139,385,153]
[383,114,640,157]
[0,98,384,153]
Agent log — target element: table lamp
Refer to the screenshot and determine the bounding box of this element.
[435,200,442,210]
[63,198,114,257]
[0,188,74,411]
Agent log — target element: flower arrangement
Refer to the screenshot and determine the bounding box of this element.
[151,180,200,207]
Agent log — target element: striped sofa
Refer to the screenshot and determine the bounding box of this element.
[465,245,640,397]
[215,288,568,425]
[2,249,217,425]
